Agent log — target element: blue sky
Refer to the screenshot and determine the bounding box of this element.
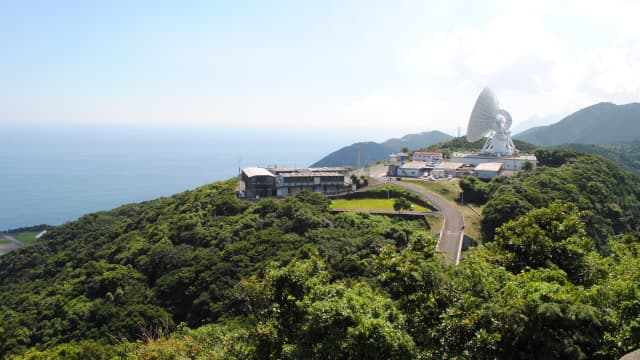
[2,0,639,140]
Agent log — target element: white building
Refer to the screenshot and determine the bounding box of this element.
[412,151,443,164]
[397,161,428,178]
[451,152,537,171]
[433,162,463,178]
[474,162,503,180]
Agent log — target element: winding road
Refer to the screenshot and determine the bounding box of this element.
[391,179,464,264]
[366,166,464,264]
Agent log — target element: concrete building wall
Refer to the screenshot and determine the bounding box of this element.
[413,152,443,163]
[397,168,424,178]
[475,170,500,180]
[242,173,276,199]
[242,167,351,199]
[451,154,537,171]
[432,169,445,178]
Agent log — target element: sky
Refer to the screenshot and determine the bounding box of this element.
[2,0,639,141]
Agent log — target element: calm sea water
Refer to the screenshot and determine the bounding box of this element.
[1,125,354,230]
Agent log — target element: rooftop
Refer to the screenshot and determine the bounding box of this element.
[474,162,503,172]
[452,152,538,161]
[269,167,348,174]
[279,171,346,178]
[413,151,443,156]
[242,167,275,178]
[400,160,429,169]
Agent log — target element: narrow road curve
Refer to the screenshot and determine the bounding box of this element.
[388,179,464,265]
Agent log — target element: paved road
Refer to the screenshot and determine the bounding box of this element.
[391,179,464,264]
[353,167,465,264]
[0,233,25,256]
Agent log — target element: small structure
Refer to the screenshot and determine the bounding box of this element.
[474,162,503,180]
[457,166,475,177]
[397,161,428,178]
[412,152,443,164]
[241,167,276,199]
[389,152,409,165]
[433,162,463,178]
[387,163,399,177]
[240,167,351,199]
[273,168,350,196]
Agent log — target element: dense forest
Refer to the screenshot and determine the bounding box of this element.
[2,150,640,359]
[515,102,640,146]
[558,141,640,172]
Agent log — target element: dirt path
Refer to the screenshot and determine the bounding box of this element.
[0,233,25,256]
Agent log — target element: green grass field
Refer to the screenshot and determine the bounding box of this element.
[404,179,462,203]
[16,233,37,245]
[0,239,10,245]
[331,198,429,212]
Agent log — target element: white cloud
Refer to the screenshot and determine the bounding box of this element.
[414,0,565,88]
[7,0,640,140]
[569,0,640,38]
[409,0,640,130]
[579,46,640,98]
[337,93,461,137]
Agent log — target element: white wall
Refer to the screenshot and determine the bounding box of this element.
[397,168,422,177]
[451,156,536,171]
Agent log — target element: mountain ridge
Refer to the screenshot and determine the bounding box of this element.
[311,130,452,167]
[515,102,640,146]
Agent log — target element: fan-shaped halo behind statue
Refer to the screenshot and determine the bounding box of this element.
[467,87,499,142]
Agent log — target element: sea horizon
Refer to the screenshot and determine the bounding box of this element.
[1,124,361,230]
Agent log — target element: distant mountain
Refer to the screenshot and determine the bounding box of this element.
[558,141,640,172]
[511,113,564,135]
[421,136,538,157]
[311,131,452,167]
[311,141,393,168]
[381,131,453,151]
[515,102,640,146]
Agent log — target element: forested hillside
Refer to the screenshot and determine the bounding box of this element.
[463,148,640,248]
[515,102,640,146]
[3,151,640,359]
[559,141,640,172]
[311,141,394,168]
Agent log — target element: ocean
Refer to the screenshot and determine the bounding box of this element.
[1,125,355,230]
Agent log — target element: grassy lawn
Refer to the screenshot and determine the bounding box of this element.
[462,206,482,242]
[404,179,483,243]
[331,198,429,212]
[404,179,462,203]
[15,233,37,245]
[0,238,10,245]
[425,214,444,237]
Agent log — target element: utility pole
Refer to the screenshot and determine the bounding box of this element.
[357,143,361,173]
